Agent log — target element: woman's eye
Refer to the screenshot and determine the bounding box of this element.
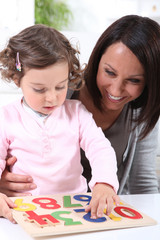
[105,69,115,76]
[128,78,141,84]
[33,88,46,93]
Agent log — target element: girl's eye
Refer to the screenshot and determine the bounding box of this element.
[55,85,67,91]
[105,69,116,76]
[33,88,46,93]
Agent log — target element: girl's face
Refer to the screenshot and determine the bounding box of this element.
[97,42,145,112]
[19,62,69,115]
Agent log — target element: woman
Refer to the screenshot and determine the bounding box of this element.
[0,15,160,195]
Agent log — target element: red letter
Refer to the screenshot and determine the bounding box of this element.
[26,211,60,227]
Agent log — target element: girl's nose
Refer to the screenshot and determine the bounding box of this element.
[45,91,57,103]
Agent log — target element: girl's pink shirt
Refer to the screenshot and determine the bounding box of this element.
[0,98,119,195]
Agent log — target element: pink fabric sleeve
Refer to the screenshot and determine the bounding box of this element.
[78,103,119,193]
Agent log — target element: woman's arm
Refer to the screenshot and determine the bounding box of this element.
[128,122,159,194]
[0,156,37,197]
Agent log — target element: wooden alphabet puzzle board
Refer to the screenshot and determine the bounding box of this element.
[11,193,157,237]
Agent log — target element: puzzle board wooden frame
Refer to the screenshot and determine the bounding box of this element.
[11,193,157,237]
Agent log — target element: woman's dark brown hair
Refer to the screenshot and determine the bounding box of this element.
[0,24,83,89]
[85,15,160,138]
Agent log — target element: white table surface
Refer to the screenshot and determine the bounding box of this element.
[0,194,160,240]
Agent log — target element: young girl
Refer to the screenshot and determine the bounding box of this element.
[0,24,119,223]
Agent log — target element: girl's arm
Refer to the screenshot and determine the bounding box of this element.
[77,101,119,217]
[0,107,37,197]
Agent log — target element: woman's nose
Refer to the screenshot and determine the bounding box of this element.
[109,78,125,96]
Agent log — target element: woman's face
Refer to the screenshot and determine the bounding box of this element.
[97,42,145,112]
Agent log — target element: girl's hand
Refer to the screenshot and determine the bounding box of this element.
[0,193,17,223]
[85,183,120,219]
[0,156,37,197]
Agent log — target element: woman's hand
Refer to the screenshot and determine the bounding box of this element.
[85,183,120,219]
[0,193,17,223]
[0,156,37,197]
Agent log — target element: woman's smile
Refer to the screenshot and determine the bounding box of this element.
[106,91,126,102]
